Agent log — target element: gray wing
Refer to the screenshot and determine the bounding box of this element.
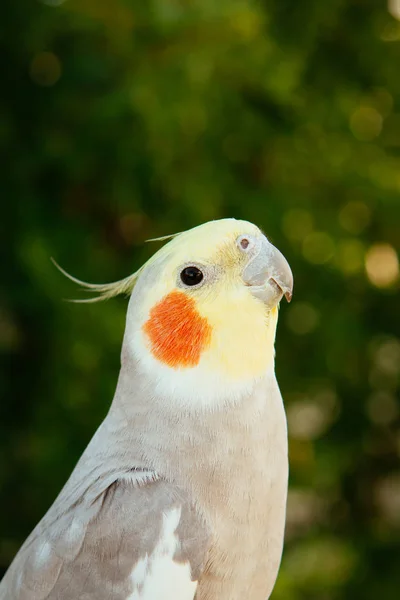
[0,473,210,600]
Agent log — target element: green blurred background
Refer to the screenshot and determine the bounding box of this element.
[1,0,400,598]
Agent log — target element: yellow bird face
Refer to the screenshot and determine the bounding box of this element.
[122,219,293,408]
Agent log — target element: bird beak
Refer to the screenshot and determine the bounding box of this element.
[242,236,293,307]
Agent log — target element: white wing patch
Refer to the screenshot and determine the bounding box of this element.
[128,507,197,600]
[131,555,149,587]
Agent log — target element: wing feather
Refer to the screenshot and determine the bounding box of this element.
[0,473,210,600]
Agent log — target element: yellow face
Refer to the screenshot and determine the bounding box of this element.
[133,219,282,384]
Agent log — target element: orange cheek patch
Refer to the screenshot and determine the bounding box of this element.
[143,291,212,368]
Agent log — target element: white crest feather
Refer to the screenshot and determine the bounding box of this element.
[145,232,181,243]
[50,231,183,302]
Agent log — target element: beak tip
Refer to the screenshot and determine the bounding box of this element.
[285,290,293,303]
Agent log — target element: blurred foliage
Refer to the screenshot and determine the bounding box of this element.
[1,0,400,598]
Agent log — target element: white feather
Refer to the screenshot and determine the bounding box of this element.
[128,507,197,600]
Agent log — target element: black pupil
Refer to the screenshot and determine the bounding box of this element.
[180,266,203,286]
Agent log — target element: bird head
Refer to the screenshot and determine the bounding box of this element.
[58,219,293,408]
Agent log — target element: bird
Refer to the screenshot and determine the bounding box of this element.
[0,218,293,600]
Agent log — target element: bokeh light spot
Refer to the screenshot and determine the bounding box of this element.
[229,8,261,40]
[375,473,400,525]
[303,232,335,264]
[366,391,399,426]
[284,537,357,586]
[339,201,371,234]
[365,243,399,288]
[336,238,365,275]
[381,20,400,41]
[287,393,337,441]
[388,0,400,21]
[375,337,400,375]
[372,88,394,117]
[286,489,325,539]
[350,106,383,141]
[286,302,319,335]
[30,52,61,87]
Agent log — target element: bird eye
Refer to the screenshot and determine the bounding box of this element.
[180,266,204,286]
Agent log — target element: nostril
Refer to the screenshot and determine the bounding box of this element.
[238,235,254,251]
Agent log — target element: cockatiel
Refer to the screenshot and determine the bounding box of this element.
[0,218,293,600]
